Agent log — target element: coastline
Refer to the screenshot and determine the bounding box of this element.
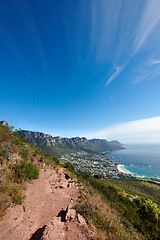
[110,144,160,179]
[117,164,135,176]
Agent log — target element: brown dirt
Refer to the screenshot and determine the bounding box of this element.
[0,167,92,240]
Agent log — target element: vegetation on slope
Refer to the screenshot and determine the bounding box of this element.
[65,163,160,240]
[0,123,59,219]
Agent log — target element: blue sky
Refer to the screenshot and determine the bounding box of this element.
[1,0,160,143]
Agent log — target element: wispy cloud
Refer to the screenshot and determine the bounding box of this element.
[134,0,160,55]
[131,72,151,84]
[148,59,160,66]
[131,57,160,84]
[106,66,123,86]
[99,0,160,86]
[85,116,160,144]
[81,1,160,87]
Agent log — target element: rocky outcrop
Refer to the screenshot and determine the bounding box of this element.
[41,217,65,240]
[66,204,76,221]
[41,204,87,240]
[77,213,86,226]
[0,120,12,131]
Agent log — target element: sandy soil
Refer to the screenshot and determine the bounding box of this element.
[0,167,91,240]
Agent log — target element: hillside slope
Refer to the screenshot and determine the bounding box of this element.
[1,122,160,239]
[0,122,92,239]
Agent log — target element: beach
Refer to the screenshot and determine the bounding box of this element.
[109,144,160,179]
[117,164,133,175]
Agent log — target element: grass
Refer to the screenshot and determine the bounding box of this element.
[75,187,143,240]
[0,182,25,218]
[14,161,39,183]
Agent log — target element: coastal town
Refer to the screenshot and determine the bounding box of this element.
[60,151,131,179]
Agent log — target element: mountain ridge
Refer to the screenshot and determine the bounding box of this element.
[19,130,124,156]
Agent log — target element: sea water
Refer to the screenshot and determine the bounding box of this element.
[108,144,160,179]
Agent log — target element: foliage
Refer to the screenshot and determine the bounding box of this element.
[22,149,29,159]
[0,149,9,159]
[64,161,74,172]
[133,198,160,238]
[14,161,39,183]
[77,172,160,239]
[8,186,25,204]
[0,183,25,218]
[52,157,59,164]
[75,200,110,232]
[13,139,23,147]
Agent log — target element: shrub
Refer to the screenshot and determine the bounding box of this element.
[75,200,95,223]
[0,183,25,217]
[45,157,59,166]
[22,149,29,159]
[0,156,4,165]
[13,139,22,146]
[14,161,39,183]
[64,162,74,172]
[75,200,110,232]
[52,157,59,164]
[0,149,9,159]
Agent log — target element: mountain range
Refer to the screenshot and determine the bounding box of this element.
[19,130,124,156]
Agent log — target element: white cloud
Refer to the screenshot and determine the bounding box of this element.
[106,66,123,86]
[148,59,160,66]
[131,57,160,84]
[131,72,151,84]
[134,0,160,54]
[85,116,160,144]
[49,132,62,137]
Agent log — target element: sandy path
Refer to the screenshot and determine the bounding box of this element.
[0,168,89,240]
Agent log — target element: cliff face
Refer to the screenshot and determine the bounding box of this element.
[19,130,124,156]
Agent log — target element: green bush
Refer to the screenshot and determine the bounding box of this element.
[22,149,29,159]
[52,157,59,164]
[0,149,9,159]
[64,162,74,172]
[46,157,59,165]
[14,161,39,183]
[13,139,22,146]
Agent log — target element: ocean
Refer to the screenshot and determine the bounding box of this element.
[108,144,160,179]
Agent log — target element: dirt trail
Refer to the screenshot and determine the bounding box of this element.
[0,168,91,240]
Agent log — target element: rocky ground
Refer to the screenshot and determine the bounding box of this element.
[0,167,92,240]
